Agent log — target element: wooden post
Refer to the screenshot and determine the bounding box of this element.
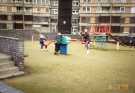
[32,35,34,43]
[116,41,120,50]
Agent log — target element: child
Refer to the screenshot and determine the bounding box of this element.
[54,33,62,55]
[39,33,47,49]
[83,31,91,54]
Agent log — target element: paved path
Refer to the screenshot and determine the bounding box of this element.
[0,82,23,93]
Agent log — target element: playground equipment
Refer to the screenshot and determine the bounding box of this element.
[89,24,111,35]
[88,24,135,48]
[89,24,110,48]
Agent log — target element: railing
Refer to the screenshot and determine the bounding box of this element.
[0,35,24,70]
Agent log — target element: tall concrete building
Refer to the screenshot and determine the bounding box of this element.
[0,0,50,32]
[0,0,135,34]
[0,0,80,34]
[79,0,135,34]
[32,0,50,32]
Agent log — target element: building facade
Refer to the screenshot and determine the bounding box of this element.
[0,0,50,32]
[50,0,58,33]
[72,0,80,34]
[80,0,135,34]
[0,0,135,34]
[0,0,80,34]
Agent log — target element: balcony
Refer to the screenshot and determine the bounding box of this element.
[15,10,24,14]
[24,1,32,5]
[11,0,23,4]
[24,8,33,14]
[121,23,135,27]
[79,23,90,26]
[33,22,49,25]
[24,11,32,15]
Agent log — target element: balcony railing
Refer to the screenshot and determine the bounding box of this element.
[0,31,24,70]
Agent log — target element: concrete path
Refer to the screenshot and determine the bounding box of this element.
[0,82,23,93]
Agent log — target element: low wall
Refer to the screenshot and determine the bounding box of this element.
[0,36,24,70]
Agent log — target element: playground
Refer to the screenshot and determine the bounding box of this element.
[3,40,135,93]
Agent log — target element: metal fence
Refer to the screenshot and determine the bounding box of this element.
[0,30,24,70]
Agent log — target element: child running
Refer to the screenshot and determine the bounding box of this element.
[82,31,91,54]
[39,33,47,49]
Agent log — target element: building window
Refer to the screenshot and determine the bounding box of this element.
[112,7,121,13]
[87,0,90,3]
[83,0,86,3]
[16,6,23,12]
[7,6,12,12]
[33,7,37,13]
[131,7,135,13]
[111,16,121,23]
[37,0,41,4]
[24,15,33,21]
[130,17,135,23]
[0,23,7,29]
[120,7,125,13]
[72,19,79,24]
[11,6,17,12]
[13,23,23,29]
[51,19,57,23]
[25,24,32,29]
[72,10,79,14]
[98,16,110,23]
[33,16,49,22]
[73,1,79,6]
[87,7,90,11]
[83,6,86,12]
[25,0,32,3]
[40,7,45,13]
[42,0,49,4]
[0,6,7,12]
[111,26,121,33]
[81,17,90,23]
[46,7,49,13]
[0,15,8,20]
[81,6,92,13]
[102,7,110,13]
[51,9,58,14]
[42,24,49,27]
[13,15,23,21]
[130,27,135,33]
[51,1,58,6]
[37,7,41,11]
[33,0,37,4]
[25,7,32,13]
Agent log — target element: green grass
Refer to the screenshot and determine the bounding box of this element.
[3,41,135,93]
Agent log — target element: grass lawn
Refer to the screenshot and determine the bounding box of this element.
[3,41,135,93]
